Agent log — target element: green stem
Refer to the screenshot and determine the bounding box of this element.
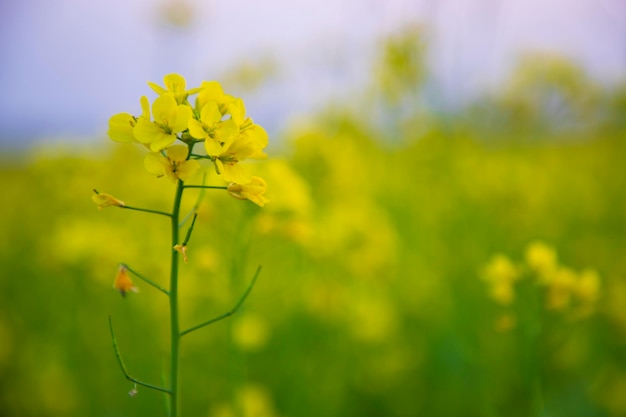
[123,264,170,296]
[183,185,228,190]
[169,179,184,417]
[122,205,172,218]
[108,316,171,394]
[180,265,261,337]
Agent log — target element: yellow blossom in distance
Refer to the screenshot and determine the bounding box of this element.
[133,93,192,151]
[114,265,138,297]
[525,240,558,283]
[481,254,520,305]
[228,176,268,207]
[144,145,200,182]
[92,191,125,210]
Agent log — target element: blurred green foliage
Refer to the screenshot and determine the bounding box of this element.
[1,29,626,417]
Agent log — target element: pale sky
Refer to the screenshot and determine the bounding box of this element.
[0,0,624,146]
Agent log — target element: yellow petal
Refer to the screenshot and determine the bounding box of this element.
[177,160,200,181]
[92,192,125,209]
[197,80,225,108]
[204,138,223,156]
[164,73,186,93]
[222,162,251,184]
[170,104,192,133]
[133,119,162,144]
[201,101,222,126]
[166,145,189,162]
[144,152,167,176]
[149,132,177,151]
[188,118,207,139]
[140,96,151,119]
[227,98,246,125]
[108,113,136,143]
[215,119,239,148]
[152,93,178,123]
[147,81,166,95]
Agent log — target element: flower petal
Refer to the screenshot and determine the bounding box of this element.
[170,104,192,133]
[166,145,189,162]
[144,152,167,176]
[188,118,207,139]
[134,119,162,144]
[152,93,178,123]
[108,113,136,143]
[177,160,200,181]
[222,161,251,184]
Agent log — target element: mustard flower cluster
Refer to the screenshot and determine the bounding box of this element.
[481,241,601,331]
[107,73,268,206]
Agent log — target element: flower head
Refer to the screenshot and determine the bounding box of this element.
[114,265,138,297]
[92,190,125,209]
[144,145,200,182]
[228,176,268,207]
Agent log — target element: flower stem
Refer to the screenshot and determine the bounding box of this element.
[169,179,184,417]
[122,205,172,218]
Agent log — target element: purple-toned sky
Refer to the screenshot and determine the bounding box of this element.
[0,0,624,146]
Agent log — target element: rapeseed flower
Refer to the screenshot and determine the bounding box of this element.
[144,145,200,182]
[228,176,268,207]
[134,93,192,151]
[147,73,200,104]
[481,254,520,305]
[92,191,125,209]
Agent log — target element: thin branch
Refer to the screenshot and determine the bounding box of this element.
[180,265,262,337]
[182,213,198,246]
[179,172,207,228]
[122,205,172,218]
[182,185,228,190]
[108,316,172,394]
[122,264,170,296]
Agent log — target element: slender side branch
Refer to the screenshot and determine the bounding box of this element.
[182,185,228,190]
[122,205,173,218]
[108,316,172,394]
[179,172,207,227]
[180,265,262,337]
[181,213,198,246]
[123,264,170,296]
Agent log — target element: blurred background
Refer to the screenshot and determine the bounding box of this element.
[1,0,626,416]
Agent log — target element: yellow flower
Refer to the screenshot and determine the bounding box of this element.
[147,73,200,104]
[107,113,138,143]
[144,145,200,182]
[195,80,236,112]
[114,265,138,297]
[573,268,600,304]
[92,191,125,209]
[173,244,188,264]
[546,267,576,310]
[133,93,192,151]
[525,241,558,283]
[481,254,520,305]
[228,176,268,207]
[188,102,239,156]
[215,132,268,183]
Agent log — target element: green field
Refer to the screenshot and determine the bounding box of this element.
[1,36,626,417]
